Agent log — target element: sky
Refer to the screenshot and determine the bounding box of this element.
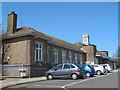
[2,2,118,57]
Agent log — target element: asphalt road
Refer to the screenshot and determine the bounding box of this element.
[5,71,119,90]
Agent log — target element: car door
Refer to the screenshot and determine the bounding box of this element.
[61,64,71,77]
[52,64,63,78]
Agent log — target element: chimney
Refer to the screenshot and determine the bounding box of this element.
[7,11,17,35]
[82,34,90,45]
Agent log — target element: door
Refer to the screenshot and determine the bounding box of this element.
[52,64,63,78]
[61,64,71,77]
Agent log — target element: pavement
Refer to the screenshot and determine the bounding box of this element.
[0,76,47,89]
[0,69,119,89]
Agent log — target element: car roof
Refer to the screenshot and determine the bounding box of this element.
[57,63,77,66]
[101,64,109,65]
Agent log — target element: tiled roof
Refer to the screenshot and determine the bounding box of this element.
[2,26,85,53]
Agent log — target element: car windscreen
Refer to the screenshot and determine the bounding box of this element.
[75,64,82,68]
[103,65,107,67]
[51,64,63,70]
[88,65,94,69]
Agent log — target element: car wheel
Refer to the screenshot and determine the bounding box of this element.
[47,74,53,80]
[91,74,94,77]
[96,70,101,75]
[85,72,91,77]
[71,74,77,80]
[107,70,110,73]
[104,70,108,75]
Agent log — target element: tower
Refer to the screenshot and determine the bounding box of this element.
[82,34,90,45]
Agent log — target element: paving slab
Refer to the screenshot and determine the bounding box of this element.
[0,76,47,89]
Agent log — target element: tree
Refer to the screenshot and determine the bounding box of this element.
[112,47,120,69]
[0,24,6,35]
[117,47,120,69]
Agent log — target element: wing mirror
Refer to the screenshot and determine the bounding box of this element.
[54,68,57,71]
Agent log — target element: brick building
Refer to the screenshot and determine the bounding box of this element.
[2,11,115,77]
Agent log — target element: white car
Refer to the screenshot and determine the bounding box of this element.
[92,64,107,75]
[100,64,112,73]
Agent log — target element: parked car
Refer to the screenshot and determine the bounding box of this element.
[46,63,85,80]
[91,64,107,75]
[75,64,95,77]
[100,64,112,73]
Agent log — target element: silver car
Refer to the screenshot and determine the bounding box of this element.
[46,63,85,80]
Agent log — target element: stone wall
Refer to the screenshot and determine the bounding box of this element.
[2,36,30,65]
[82,45,96,64]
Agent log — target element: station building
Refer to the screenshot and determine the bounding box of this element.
[1,11,116,77]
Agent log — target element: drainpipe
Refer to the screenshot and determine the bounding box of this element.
[24,38,27,77]
[21,38,27,78]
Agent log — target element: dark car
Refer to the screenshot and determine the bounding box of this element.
[75,64,95,77]
[46,63,85,80]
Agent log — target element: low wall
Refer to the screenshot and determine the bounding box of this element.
[30,65,49,77]
[1,64,50,77]
[1,64,30,77]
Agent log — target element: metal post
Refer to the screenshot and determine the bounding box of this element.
[21,64,24,78]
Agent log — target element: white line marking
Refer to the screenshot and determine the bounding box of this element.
[62,72,115,88]
[39,82,61,84]
[34,85,62,88]
[33,71,118,89]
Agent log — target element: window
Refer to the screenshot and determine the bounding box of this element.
[35,42,43,61]
[63,64,70,69]
[70,64,75,68]
[62,50,66,64]
[93,65,98,67]
[47,46,50,62]
[79,54,83,64]
[51,64,63,71]
[75,53,78,63]
[69,51,72,63]
[53,48,58,64]
[56,64,63,70]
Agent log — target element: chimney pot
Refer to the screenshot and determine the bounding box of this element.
[9,11,15,14]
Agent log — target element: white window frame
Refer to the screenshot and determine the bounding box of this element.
[79,54,83,64]
[62,50,66,64]
[53,48,58,64]
[75,53,78,63]
[69,51,72,63]
[35,41,43,61]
